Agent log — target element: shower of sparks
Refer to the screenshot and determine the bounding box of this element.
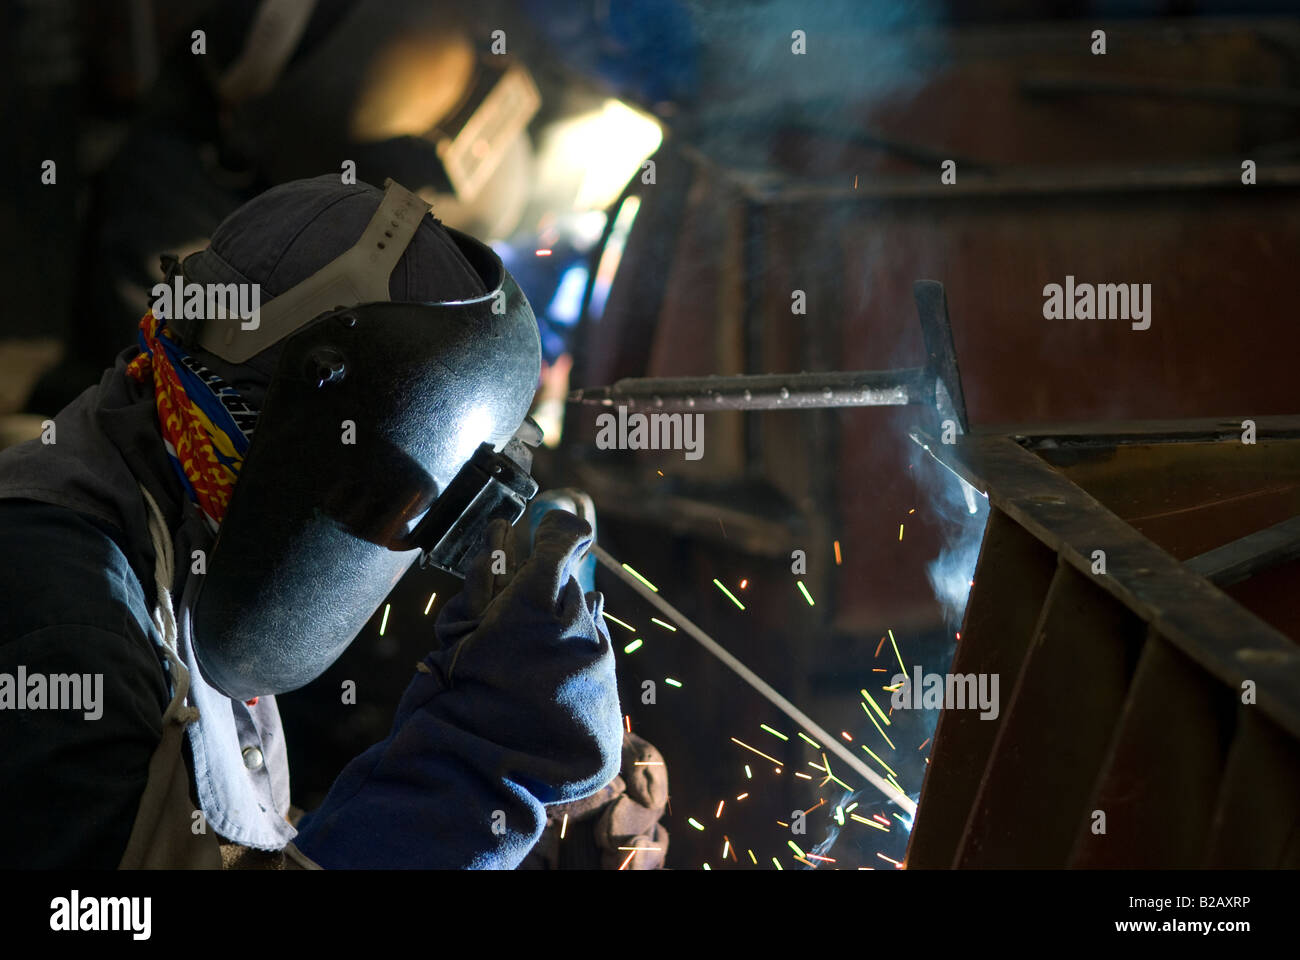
[732,738,781,765]
[833,540,842,565]
[603,612,636,632]
[664,677,682,688]
[798,732,821,749]
[888,628,907,675]
[861,743,898,778]
[623,638,643,654]
[621,563,659,593]
[861,690,892,727]
[760,724,788,741]
[713,579,746,610]
[650,617,677,632]
[378,603,391,636]
[423,592,437,615]
[795,580,815,606]
[688,818,705,831]
[715,800,725,818]
[560,813,569,839]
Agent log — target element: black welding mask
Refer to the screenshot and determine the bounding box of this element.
[171,179,541,700]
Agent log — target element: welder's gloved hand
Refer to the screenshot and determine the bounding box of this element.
[521,730,670,870]
[292,512,623,868]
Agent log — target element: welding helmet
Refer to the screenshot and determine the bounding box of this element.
[167,176,541,700]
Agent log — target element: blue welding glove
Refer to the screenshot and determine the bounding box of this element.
[527,488,597,593]
[291,511,623,868]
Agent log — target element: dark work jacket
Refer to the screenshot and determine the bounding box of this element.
[0,348,294,867]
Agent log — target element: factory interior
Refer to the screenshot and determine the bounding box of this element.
[2,0,1297,882]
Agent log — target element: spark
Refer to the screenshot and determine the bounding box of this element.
[760,723,789,741]
[841,731,853,742]
[617,845,662,851]
[875,637,886,658]
[650,617,677,632]
[873,668,887,673]
[892,814,909,825]
[664,677,682,688]
[736,792,749,800]
[888,629,906,676]
[731,737,781,765]
[744,764,753,779]
[898,523,904,541]
[956,631,961,641]
[887,774,905,795]
[618,850,636,870]
[798,732,821,749]
[795,580,815,606]
[807,854,836,863]
[625,714,632,733]
[560,813,568,839]
[623,638,643,654]
[808,761,826,773]
[877,853,903,868]
[621,563,659,592]
[861,690,892,726]
[739,578,748,589]
[833,540,842,565]
[805,798,826,814]
[688,818,705,831]
[748,850,758,864]
[713,579,746,610]
[794,772,813,780]
[861,743,898,778]
[918,737,931,751]
[834,806,845,825]
[603,612,636,632]
[722,838,730,859]
[853,174,859,189]
[872,814,890,825]
[908,508,915,515]
[860,705,896,750]
[882,682,904,692]
[794,856,817,868]
[715,801,725,818]
[787,840,805,858]
[633,760,664,766]
[535,248,553,256]
[656,470,663,477]
[701,863,711,870]
[772,858,783,870]
[423,592,437,615]
[856,816,888,832]
[775,767,782,774]
[378,603,391,636]
[845,803,858,813]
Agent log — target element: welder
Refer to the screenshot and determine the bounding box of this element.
[0,174,655,869]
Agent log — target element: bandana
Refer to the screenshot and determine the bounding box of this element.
[126,311,258,530]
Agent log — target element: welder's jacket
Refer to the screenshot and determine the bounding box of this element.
[0,349,302,867]
[0,348,622,868]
